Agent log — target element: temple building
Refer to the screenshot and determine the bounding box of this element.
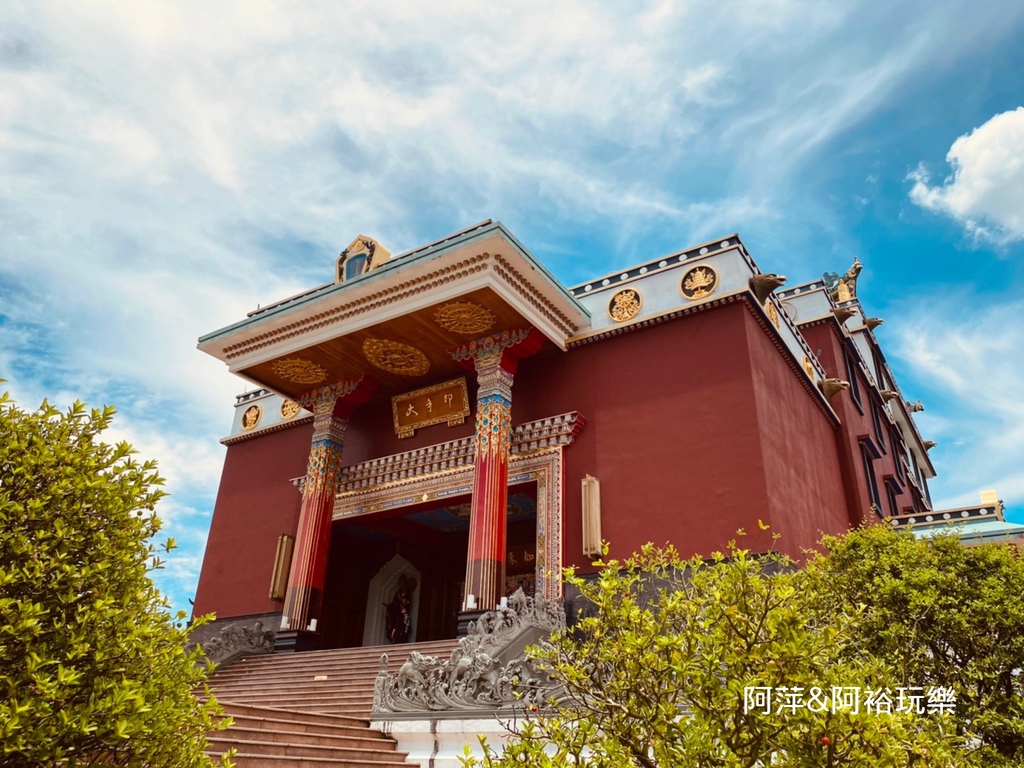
[193,220,1019,655]
[194,221,1022,765]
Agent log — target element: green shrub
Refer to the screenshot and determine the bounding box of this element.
[0,390,229,767]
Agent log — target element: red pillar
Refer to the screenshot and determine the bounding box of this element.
[281,377,376,640]
[452,329,543,612]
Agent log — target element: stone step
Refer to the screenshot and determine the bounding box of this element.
[207,752,411,767]
[207,736,406,762]
[218,725,392,749]
[222,640,456,667]
[214,679,378,694]
[220,714,390,740]
[220,696,374,707]
[219,702,371,727]
[205,640,460,765]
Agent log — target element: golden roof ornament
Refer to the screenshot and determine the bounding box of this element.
[336,235,392,283]
[271,357,328,384]
[906,400,925,413]
[923,440,937,451]
[879,390,900,402]
[749,273,787,304]
[681,266,719,300]
[865,317,884,331]
[823,257,862,302]
[608,288,643,322]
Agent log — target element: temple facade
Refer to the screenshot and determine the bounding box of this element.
[192,220,1005,655]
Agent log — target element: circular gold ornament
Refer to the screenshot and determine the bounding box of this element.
[608,289,642,322]
[280,399,301,420]
[434,302,496,335]
[362,338,431,376]
[241,404,262,431]
[271,357,328,385]
[803,355,816,380]
[680,265,718,300]
[766,300,780,328]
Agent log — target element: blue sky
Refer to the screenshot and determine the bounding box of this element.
[2,1,1023,615]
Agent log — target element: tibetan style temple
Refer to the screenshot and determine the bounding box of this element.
[192,221,1017,656]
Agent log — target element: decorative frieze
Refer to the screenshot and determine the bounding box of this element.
[332,412,586,492]
[372,589,565,715]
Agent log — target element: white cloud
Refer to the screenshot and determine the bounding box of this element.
[909,107,1024,244]
[892,298,1024,517]
[2,0,1023,613]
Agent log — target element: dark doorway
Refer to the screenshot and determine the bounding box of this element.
[320,483,538,648]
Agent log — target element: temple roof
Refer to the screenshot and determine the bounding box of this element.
[198,221,590,400]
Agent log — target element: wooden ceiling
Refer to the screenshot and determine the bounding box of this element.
[241,287,554,400]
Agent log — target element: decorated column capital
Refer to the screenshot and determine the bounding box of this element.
[450,328,545,378]
[297,375,379,419]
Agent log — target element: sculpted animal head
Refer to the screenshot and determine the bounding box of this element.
[831,306,856,325]
[865,317,884,330]
[749,273,788,304]
[819,378,851,403]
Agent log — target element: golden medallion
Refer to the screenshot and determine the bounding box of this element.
[766,300,780,328]
[363,338,431,376]
[241,404,262,431]
[271,357,328,385]
[280,399,301,420]
[681,265,718,300]
[434,302,496,335]
[803,356,815,380]
[608,289,642,322]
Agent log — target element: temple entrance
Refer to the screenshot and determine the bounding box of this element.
[319,482,538,649]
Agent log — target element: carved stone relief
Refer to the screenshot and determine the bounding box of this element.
[373,589,565,714]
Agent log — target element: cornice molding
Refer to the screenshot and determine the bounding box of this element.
[221,415,313,446]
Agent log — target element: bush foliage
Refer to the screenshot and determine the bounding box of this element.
[0,391,229,767]
[464,525,1024,767]
[808,524,1024,764]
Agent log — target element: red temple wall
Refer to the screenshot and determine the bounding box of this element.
[743,312,849,555]
[801,322,914,523]
[191,424,311,619]
[513,301,836,570]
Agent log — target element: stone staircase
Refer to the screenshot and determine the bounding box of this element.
[206,639,460,767]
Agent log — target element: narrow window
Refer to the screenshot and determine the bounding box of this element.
[885,481,899,518]
[844,350,862,410]
[861,443,881,511]
[871,403,886,452]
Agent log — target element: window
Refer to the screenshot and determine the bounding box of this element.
[344,253,368,281]
[891,428,905,481]
[861,443,881,511]
[885,479,900,518]
[844,350,862,410]
[871,403,886,452]
[874,352,887,390]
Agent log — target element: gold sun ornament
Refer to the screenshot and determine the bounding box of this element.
[362,338,431,376]
[434,302,496,335]
[270,357,328,384]
[681,265,719,300]
[608,289,643,322]
[241,404,262,431]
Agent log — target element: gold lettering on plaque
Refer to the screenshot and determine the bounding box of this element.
[392,377,471,438]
